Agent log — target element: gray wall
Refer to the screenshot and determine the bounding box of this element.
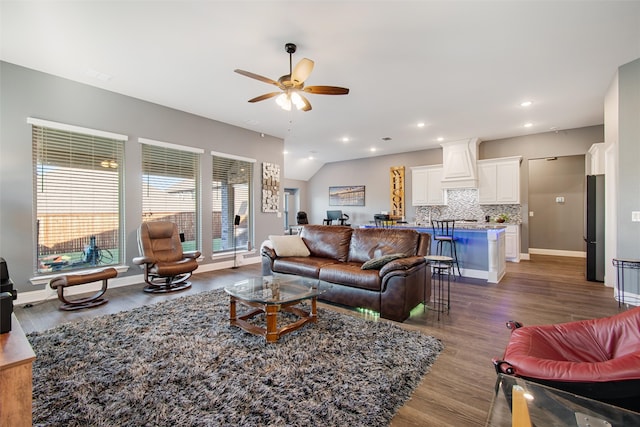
[479,126,603,252]
[0,62,285,294]
[306,125,604,253]
[528,155,586,251]
[307,149,442,226]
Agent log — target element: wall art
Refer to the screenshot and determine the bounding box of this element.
[329,185,365,206]
[262,162,280,212]
[389,166,405,219]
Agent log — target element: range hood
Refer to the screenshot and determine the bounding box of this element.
[440,138,481,189]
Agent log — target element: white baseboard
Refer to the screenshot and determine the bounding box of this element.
[520,253,531,261]
[528,248,586,258]
[16,255,261,305]
[459,268,488,281]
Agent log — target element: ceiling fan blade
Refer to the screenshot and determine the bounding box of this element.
[248,92,281,103]
[303,85,350,95]
[299,94,312,112]
[292,58,314,85]
[234,69,283,88]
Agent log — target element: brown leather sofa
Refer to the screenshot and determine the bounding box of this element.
[261,225,431,322]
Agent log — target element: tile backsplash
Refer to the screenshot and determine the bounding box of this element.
[415,188,522,225]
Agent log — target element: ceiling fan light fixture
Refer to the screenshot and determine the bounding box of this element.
[276,93,292,111]
[291,92,305,110]
[276,91,306,111]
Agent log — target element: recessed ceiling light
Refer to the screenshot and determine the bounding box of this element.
[342,137,349,143]
[308,156,314,160]
[283,150,289,155]
[437,137,444,142]
[524,122,533,128]
[417,122,425,128]
[370,148,377,152]
[520,101,533,107]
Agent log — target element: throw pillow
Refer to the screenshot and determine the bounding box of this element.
[361,253,404,270]
[268,235,311,257]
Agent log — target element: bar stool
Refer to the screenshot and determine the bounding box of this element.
[424,255,452,320]
[431,219,461,277]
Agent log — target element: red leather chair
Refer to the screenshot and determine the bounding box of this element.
[493,307,640,412]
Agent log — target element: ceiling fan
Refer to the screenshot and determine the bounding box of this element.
[234,43,349,112]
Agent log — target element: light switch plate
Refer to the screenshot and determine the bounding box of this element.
[529,211,534,217]
[632,211,640,222]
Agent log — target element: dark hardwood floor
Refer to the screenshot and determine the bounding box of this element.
[14,255,625,426]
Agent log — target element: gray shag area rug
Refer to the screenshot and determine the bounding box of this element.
[27,289,443,427]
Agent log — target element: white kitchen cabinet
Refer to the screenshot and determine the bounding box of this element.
[411,165,446,206]
[478,156,522,204]
[504,224,520,262]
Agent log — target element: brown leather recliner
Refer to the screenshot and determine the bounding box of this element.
[133,221,201,293]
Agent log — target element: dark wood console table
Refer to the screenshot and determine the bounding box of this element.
[0,314,36,427]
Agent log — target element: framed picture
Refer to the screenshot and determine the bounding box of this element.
[329,185,365,206]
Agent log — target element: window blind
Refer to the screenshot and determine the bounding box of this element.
[32,124,124,273]
[212,154,254,253]
[141,140,200,251]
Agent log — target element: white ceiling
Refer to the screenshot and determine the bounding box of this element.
[2,1,639,180]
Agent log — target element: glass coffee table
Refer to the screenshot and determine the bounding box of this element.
[486,374,640,426]
[224,274,331,343]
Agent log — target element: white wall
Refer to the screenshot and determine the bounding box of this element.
[604,72,619,288]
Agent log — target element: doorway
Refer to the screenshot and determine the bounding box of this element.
[283,188,300,230]
[528,155,586,256]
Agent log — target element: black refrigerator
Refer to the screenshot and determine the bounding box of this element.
[585,175,605,282]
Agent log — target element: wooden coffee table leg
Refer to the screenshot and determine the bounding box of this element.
[229,296,237,324]
[265,304,279,343]
[311,297,318,322]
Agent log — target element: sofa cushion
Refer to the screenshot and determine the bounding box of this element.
[272,257,338,278]
[300,225,353,262]
[361,253,404,270]
[348,228,419,263]
[268,235,310,257]
[319,262,382,291]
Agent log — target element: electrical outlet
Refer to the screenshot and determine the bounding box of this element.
[632,211,640,222]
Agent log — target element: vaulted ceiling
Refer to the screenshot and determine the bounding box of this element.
[2,1,639,180]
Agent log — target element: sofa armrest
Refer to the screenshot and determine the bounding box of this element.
[260,240,277,259]
[379,256,425,276]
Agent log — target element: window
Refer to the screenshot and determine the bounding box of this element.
[30,118,126,274]
[212,152,254,253]
[140,138,202,252]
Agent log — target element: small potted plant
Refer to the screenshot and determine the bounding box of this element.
[495,213,509,223]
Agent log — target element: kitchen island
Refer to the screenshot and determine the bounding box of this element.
[361,223,507,283]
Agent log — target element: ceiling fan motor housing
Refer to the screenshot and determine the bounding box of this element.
[285,43,297,54]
